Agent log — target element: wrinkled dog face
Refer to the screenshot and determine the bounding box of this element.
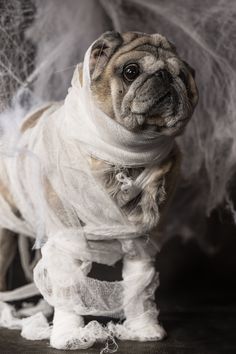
[88,31,198,136]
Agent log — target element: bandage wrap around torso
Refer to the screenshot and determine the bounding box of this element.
[0,44,174,316]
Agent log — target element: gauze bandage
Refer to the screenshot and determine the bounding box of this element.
[0,43,173,337]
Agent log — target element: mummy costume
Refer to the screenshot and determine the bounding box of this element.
[0,32,198,350]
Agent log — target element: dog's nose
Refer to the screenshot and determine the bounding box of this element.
[155,69,172,83]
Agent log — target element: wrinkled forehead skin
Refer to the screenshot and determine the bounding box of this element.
[89,31,178,81]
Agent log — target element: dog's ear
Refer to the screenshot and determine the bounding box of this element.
[90,31,123,81]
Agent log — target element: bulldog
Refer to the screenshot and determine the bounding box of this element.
[0,31,198,349]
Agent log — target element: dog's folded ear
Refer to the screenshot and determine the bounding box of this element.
[90,31,123,81]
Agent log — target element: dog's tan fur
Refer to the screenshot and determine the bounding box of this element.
[0,31,195,284]
[0,33,197,347]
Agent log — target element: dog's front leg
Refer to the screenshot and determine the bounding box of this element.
[120,252,166,341]
[34,239,94,350]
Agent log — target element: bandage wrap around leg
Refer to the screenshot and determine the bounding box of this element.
[0,35,179,350]
[33,236,163,348]
[109,256,166,341]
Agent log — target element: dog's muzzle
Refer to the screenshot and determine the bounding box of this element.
[131,69,178,116]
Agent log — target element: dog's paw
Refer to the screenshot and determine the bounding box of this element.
[131,322,166,341]
[108,321,166,342]
[50,310,94,350]
[50,329,94,350]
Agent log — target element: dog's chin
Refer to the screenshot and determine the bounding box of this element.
[121,93,180,132]
[119,112,189,136]
[117,91,191,134]
[142,118,188,136]
[151,109,190,125]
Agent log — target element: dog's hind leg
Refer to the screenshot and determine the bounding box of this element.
[0,228,17,291]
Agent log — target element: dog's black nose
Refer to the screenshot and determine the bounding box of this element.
[155,69,172,83]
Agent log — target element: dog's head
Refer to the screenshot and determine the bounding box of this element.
[82,31,198,136]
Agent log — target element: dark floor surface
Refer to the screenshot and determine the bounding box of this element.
[0,288,235,354]
[1,230,236,354]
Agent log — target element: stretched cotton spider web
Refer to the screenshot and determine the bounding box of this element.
[0,0,35,112]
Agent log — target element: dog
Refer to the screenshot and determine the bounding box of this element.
[0,31,198,349]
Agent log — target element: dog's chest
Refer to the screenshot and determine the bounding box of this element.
[88,157,167,230]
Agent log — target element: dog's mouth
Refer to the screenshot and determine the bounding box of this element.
[132,84,180,116]
[131,89,174,115]
[135,89,179,130]
[121,75,192,133]
[141,93,190,133]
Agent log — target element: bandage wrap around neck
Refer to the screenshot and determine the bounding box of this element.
[65,44,174,167]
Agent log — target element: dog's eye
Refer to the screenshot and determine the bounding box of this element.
[123,63,140,82]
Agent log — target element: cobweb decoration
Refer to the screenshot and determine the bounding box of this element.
[0,0,236,248]
[0,0,35,112]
